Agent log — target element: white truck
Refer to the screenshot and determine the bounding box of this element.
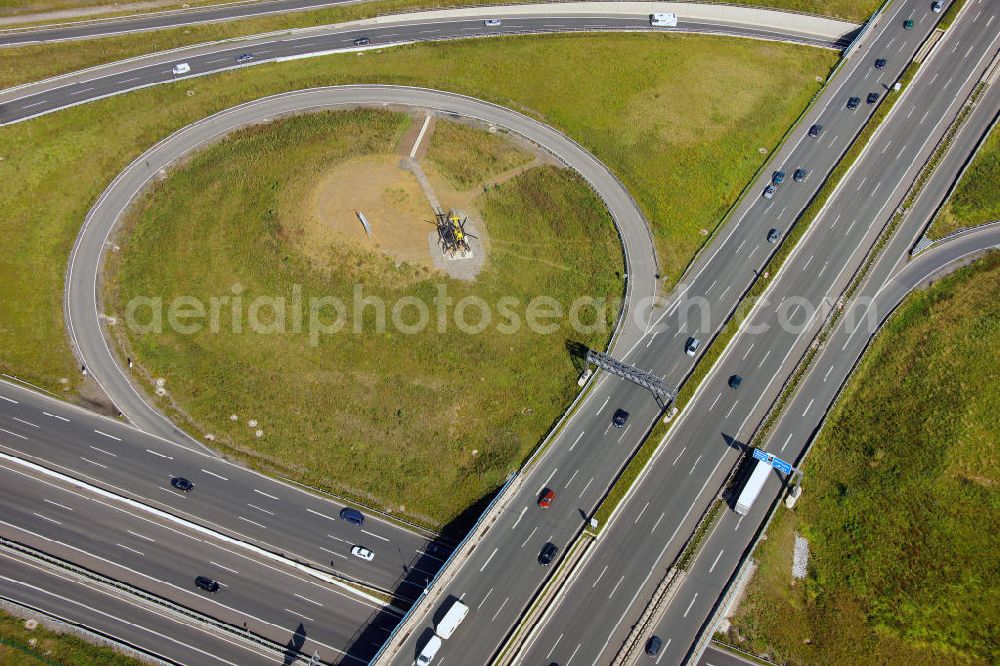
[435,599,469,640]
[416,635,441,665]
[735,458,770,516]
[649,13,678,27]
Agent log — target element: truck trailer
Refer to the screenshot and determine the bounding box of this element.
[735,458,770,516]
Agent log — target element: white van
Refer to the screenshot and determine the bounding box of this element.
[416,635,442,665]
[649,13,678,27]
[435,599,469,639]
[171,62,191,76]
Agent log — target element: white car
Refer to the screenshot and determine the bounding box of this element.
[351,545,374,561]
[171,62,191,76]
[931,1,942,12]
[484,19,502,27]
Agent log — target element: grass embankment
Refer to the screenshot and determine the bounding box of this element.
[937,0,968,31]
[425,120,533,190]
[0,33,833,409]
[0,0,868,89]
[106,109,623,527]
[0,610,143,666]
[932,120,1000,239]
[591,61,918,530]
[730,252,1000,665]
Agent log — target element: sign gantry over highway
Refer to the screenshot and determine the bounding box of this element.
[751,447,794,475]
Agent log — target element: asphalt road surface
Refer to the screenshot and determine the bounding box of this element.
[520,2,999,665]
[386,1,962,663]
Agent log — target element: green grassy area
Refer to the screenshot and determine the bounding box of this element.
[937,0,968,30]
[0,33,833,405]
[0,611,143,666]
[105,108,623,527]
[730,252,1000,666]
[425,120,533,190]
[932,120,1000,239]
[0,0,867,89]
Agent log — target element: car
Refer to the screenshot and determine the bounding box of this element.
[685,336,701,356]
[874,58,886,69]
[538,542,558,566]
[645,635,664,656]
[808,123,822,138]
[195,576,219,593]
[793,168,809,183]
[847,96,861,110]
[612,408,630,428]
[931,1,942,12]
[867,92,880,105]
[771,170,785,185]
[484,18,502,27]
[767,228,779,243]
[170,477,193,492]
[538,488,556,508]
[728,374,743,390]
[762,184,776,199]
[235,53,254,64]
[903,18,914,29]
[353,36,371,45]
[171,62,190,76]
[351,545,375,561]
[339,506,365,525]
[417,635,442,665]
[425,542,448,558]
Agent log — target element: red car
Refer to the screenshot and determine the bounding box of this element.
[538,488,556,509]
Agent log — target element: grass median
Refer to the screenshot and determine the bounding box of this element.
[931,116,1000,239]
[0,610,143,666]
[728,251,1000,666]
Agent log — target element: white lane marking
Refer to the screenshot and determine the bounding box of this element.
[897,144,907,160]
[247,503,274,516]
[361,529,389,542]
[845,219,858,235]
[689,454,703,475]
[145,449,172,459]
[616,424,631,444]
[801,254,813,271]
[569,431,585,452]
[708,549,725,573]
[284,608,314,622]
[201,469,228,481]
[735,239,746,254]
[881,140,892,154]
[646,330,659,347]
[567,643,582,665]
[818,261,829,278]
[320,546,347,560]
[512,506,527,529]
[608,576,625,599]
[43,412,69,422]
[920,109,930,125]
[32,512,61,526]
[127,530,154,542]
[79,456,106,468]
[22,100,47,108]
[803,398,815,416]
[758,349,772,368]
[780,432,794,453]
[305,508,335,521]
[43,499,73,511]
[597,396,610,413]
[565,469,579,489]
[120,76,140,83]
[542,467,558,489]
[0,428,27,440]
[724,402,738,419]
[293,593,324,607]
[709,392,722,411]
[210,561,239,575]
[651,512,666,533]
[520,527,538,548]
[706,279,717,294]
[823,365,835,382]
[634,502,649,524]
[206,57,228,63]
[742,341,756,360]
[593,565,609,587]
[94,430,121,441]
[748,244,760,259]
[89,445,117,457]
[254,488,279,500]
[13,418,38,428]
[326,534,349,544]
[491,596,509,622]
[547,633,564,659]
[683,592,699,618]
[116,543,144,556]
[477,587,494,610]
[672,446,687,466]
[720,284,732,299]
[856,176,867,192]
[237,516,266,529]
[578,477,593,498]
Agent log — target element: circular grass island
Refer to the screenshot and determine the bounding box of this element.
[105,108,623,530]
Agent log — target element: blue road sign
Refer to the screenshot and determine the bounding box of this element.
[771,456,793,475]
[751,448,768,462]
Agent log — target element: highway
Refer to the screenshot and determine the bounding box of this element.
[384,1,959,663]
[519,2,1000,665]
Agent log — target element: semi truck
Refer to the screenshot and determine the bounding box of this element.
[734,458,770,516]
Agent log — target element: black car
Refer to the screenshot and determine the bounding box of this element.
[808,123,822,138]
[340,506,365,525]
[195,576,220,593]
[646,635,664,656]
[793,168,809,183]
[538,542,558,566]
[767,228,779,243]
[874,58,886,69]
[612,409,630,428]
[867,92,880,105]
[235,53,254,64]
[425,542,448,558]
[847,96,861,110]
[729,374,743,390]
[353,36,371,45]
[771,170,785,185]
[170,477,193,492]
